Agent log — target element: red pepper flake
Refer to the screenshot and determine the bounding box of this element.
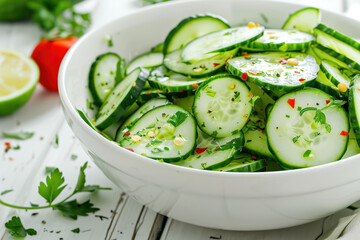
[195,147,207,154]
[251,155,257,159]
[146,91,152,95]
[124,132,131,137]
[9,157,14,161]
[125,148,134,152]
[213,63,220,68]
[287,98,295,109]
[241,72,248,81]
[5,142,11,147]
[180,89,184,93]
[326,100,331,104]
[295,71,300,74]
[242,52,248,56]
[299,78,305,82]
[280,59,288,65]
[251,81,254,84]
[340,131,349,136]
[192,84,199,89]
[157,90,163,92]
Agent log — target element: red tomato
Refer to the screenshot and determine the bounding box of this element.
[31,37,78,92]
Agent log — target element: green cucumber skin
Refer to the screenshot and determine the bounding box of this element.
[207,28,265,53]
[226,60,314,92]
[319,61,350,97]
[314,44,360,71]
[314,24,360,51]
[282,7,321,33]
[348,77,360,147]
[95,68,147,130]
[163,14,230,55]
[244,30,314,52]
[88,52,121,106]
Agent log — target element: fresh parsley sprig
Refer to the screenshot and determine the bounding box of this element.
[0,162,111,220]
[5,216,37,238]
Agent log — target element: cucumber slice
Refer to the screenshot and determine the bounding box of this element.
[320,60,351,91]
[115,97,171,143]
[173,95,195,113]
[282,7,321,33]
[193,74,253,138]
[88,52,123,106]
[348,75,360,147]
[314,23,360,65]
[95,68,147,130]
[214,153,266,172]
[243,29,314,52]
[127,52,164,73]
[174,130,244,170]
[314,70,343,100]
[226,52,319,91]
[148,65,207,93]
[151,42,164,53]
[342,129,360,159]
[120,105,196,162]
[266,88,349,169]
[163,14,230,54]
[245,81,275,117]
[243,114,275,160]
[181,26,264,63]
[311,44,360,70]
[136,89,166,105]
[164,48,237,77]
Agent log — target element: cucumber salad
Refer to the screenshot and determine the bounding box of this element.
[84,7,360,171]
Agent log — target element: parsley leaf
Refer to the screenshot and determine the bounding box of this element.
[45,167,57,174]
[1,189,13,196]
[2,131,34,140]
[71,228,80,233]
[54,199,99,220]
[38,168,67,204]
[5,216,37,238]
[167,111,188,127]
[73,162,111,194]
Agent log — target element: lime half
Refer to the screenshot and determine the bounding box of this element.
[0,49,39,116]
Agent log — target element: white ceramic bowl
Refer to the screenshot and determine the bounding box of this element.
[59,0,360,231]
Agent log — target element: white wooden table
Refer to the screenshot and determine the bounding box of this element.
[0,0,359,239]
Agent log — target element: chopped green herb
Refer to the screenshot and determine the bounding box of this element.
[1,189,13,196]
[71,228,80,233]
[285,115,290,118]
[2,131,34,140]
[103,34,113,47]
[145,143,151,148]
[292,136,300,143]
[201,162,207,169]
[164,146,170,151]
[53,134,59,148]
[71,154,78,160]
[143,0,171,4]
[206,149,212,154]
[260,13,268,23]
[210,131,218,137]
[5,216,37,238]
[233,91,240,100]
[303,150,312,158]
[325,123,332,133]
[151,147,163,153]
[151,139,162,145]
[314,132,320,136]
[167,111,188,127]
[206,88,216,97]
[231,130,239,135]
[201,122,206,128]
[297,106,302,111]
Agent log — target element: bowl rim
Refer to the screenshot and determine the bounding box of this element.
[58,0,360,181]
